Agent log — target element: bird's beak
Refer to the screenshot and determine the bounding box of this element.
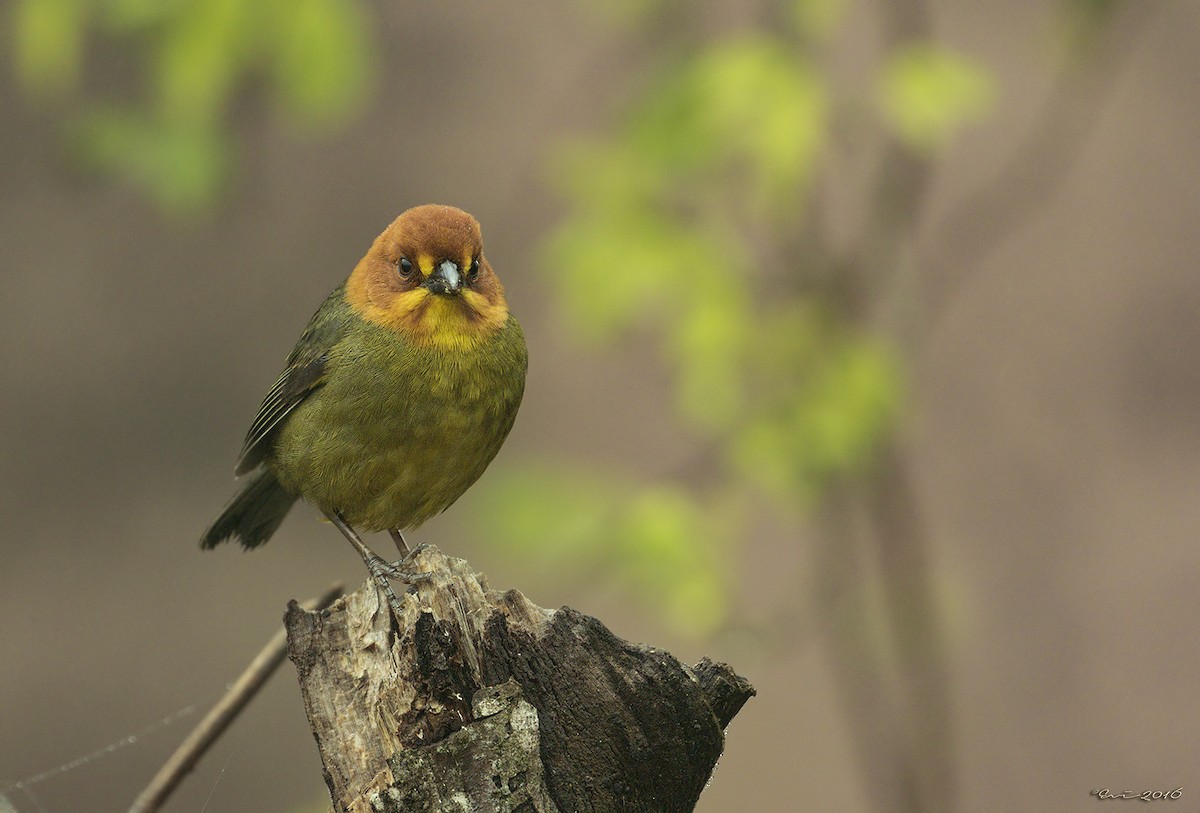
[424,260,462,295]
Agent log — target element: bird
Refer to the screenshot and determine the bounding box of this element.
[200,204,527,604]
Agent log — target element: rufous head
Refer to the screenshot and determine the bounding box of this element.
[345,205,509,350]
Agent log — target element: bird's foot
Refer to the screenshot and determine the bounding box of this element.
[362,553,405,611]
[366,549,433,585]
[325,512,431,614]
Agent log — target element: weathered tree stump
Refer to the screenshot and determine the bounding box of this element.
[284,546,754,813]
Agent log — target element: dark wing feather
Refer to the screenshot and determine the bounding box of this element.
[234,284,350,475]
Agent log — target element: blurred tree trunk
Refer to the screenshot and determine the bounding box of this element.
[284,547,754,813]
[810,3,1157,810]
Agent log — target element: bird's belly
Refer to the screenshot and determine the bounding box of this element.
[272,364,516,532]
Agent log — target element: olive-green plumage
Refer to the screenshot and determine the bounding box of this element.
[201,205,527,555]
[274,290,526,531]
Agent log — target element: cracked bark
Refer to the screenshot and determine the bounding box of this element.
[284,546,754,813]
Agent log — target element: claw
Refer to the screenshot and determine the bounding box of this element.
[367,564,403,610]
[366,551,432,584]
[325,511,430,611]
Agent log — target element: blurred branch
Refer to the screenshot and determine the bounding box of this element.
[840,0,937,323]
[128,583,344,813]
[816,6,1155,812]
[866,447,957,809]
[815,481,927,813]
[811,1,964,811]
[918,1,1158,334]
[533,4,1160,811]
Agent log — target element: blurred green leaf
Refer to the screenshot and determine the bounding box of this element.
[473,462,620,578]
[633,36,827,211]
[542,172,731,342]
[666,281,751,431]
[539,21,911,637]
[550,139,667,215]
[800,335,903,475]
[879,43,996,152]
[10,0,377,214]
[614,488,729,635]
[474,463,731,637]
[102,0,188,32]
[270,0,372,127]
[12,0,88,95]
[732,329,903,501]
[790,0,848,40]
[154,0,248,127]
[74,108,229,211]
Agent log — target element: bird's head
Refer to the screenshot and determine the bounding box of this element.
[346,204,509,350]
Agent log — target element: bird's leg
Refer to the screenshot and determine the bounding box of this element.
[389,528,410,556]
[325,511,408,610]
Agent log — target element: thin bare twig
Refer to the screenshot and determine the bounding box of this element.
[128,582,344,813]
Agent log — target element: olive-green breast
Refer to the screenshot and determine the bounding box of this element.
[271,310,527,531]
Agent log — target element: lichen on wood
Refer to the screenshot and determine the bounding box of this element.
[285,546,754,813]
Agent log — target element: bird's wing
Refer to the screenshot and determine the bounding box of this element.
[234,284,350,475]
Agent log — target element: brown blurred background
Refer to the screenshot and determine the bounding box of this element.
[2,2,1199,812]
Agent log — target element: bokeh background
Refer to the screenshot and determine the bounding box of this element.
[2,1,1198,811]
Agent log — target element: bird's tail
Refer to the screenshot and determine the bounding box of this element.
[200,469,297,550]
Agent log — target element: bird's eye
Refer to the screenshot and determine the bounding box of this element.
[398,258,413,276]
[467,257,481,279]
